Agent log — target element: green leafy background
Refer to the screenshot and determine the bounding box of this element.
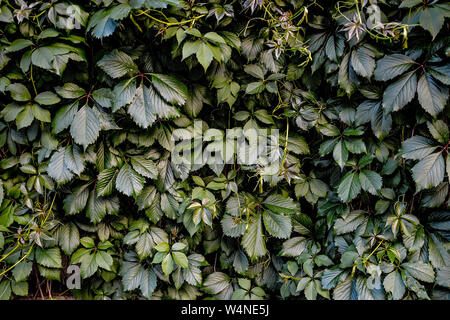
[0,0,449,300]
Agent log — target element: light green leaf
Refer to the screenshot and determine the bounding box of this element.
[7,83,31,101]
[196,42,213,72]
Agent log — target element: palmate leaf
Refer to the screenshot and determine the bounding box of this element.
[203,272,233,299]
[221,214,246,238]
[131,156,158,179]
[196,42,214,72]
[333,140,348,170]
[402,262,435,283]
[63,185,90,215]
[87,5,131,39]
[115,164,145,196]
[52,103,78,134]
[383,270,405,300]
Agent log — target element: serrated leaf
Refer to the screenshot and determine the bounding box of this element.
[35,247,62,268]
[262,210,292,239]
[242,213,267,259]
[337,172,361,203]
[417,73,448,117]
[115,164,144,196]
[70,105,100,149]
[97,49,138,78]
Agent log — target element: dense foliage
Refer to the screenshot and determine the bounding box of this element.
[0,0,449,300]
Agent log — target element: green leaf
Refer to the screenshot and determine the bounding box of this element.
[182,40,201,60]
[399,136,437,160]
[427,120,449,144]
[12,261,33,282]
[196,42,213,72]
[262,210,292,239]
[70,105,100,149]
[95,251,113,271]
[7,83,31,101]
[411,151,445,191]
[55,83,86,99]
[374,54,415,81]
[32,104,51,122]
[151,73,187,105]
[172,251,189,269]
[34,91,61,105]
[52,103,78,134]
[242,213,267,259]
[263,194,298,214]
[58,222,80,255]
[337,172,361,203]
[7,39,33,52]
[120,260,157,299]
[359,170,382,195]
[436,266,450,289]
[115,164,144,196]
[382,71,417,113]
[417,73,448,117]
[334,210,367,235]
[16,105,34,129]
[128,85,179,129]
[162,253,174,275]
[131,156,158,179]
[97,49,138,78]
[96,168,118,197]
[402,261,435,283]
[383,270,405,300]
[351,46,375,78]
[48,146,76,184]
[0,281,11,300]
[419,7,444,39]
[35,247,62,268]
[333,140,348,170]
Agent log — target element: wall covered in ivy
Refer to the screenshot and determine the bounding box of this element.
[0,0,449,300]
